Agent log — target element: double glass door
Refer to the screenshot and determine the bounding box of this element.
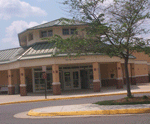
[34,71,52,92]
[64,70,80,90]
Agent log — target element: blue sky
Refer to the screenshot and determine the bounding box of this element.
[0,0,150,50]
[0,0,69,50]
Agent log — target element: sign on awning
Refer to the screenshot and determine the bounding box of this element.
[42,66,46,72]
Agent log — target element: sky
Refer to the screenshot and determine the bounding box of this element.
[0,0,68,50]
[0,0,150,50]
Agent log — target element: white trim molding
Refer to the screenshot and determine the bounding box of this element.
[8,85,15,87]
[116,78,123,80]
[93,79,100,82]
[132,74,149,78]
[17,47,32,60]
[147,63,150,66]
[102,78,117,80]
[52,82,61,85]
[20,84,26,87]
[134,60,148,65]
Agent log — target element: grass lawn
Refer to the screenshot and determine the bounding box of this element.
[95,95,150,105]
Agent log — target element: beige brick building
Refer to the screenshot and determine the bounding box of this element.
[0,18,149,96]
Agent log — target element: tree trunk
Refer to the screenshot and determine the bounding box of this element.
[124,57,132,97]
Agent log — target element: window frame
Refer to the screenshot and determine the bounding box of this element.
[70,28,78,35]
[62,28,78,35]
[41,31,47,38]
[62,28,69,35]
[48,30,53,36]
[22,35,27,42]
[28,33,33,41]
[41,30,53,38]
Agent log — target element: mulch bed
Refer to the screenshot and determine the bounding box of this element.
[114,96,150,103]
[95,96,150,105]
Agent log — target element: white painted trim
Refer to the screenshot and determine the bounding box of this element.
[132,74,149,77]
[20,54,52,60]
[20,84,26,87]
[147,63,150,66]
[131,76,136,78]
[0,54,135,71]
[52,82,60,85]
[102,78,117,80]
[116,78,123,80]
[134,60,148,65]
[123,75,149,78]
[93,79,100,82]
[17,47,32,60]
[8,85,15,87]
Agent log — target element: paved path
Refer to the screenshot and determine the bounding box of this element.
[0,83,150,105]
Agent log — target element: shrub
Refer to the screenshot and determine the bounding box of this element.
[143,95,148,99]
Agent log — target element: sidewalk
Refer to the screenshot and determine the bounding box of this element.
[28,103,150,116]
[0,83,150,105]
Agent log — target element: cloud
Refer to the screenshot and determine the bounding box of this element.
[2,20,46,47]
[41,21,48,24]
[0,0,47,20]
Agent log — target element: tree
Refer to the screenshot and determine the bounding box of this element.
[49,0,150,97]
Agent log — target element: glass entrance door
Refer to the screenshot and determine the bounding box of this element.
[73,71,79,89]
[34,71,52,92]
[34,72,45,91]
[64,72,72,89]
[63,70,80,90]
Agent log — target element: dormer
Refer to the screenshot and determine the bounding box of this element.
[18,18,87,47]
[18,31,34,47]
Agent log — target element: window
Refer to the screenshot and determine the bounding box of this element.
[48,30,53,36]
[20,35,27,46]
[62,28,78,35]
[111,74,115,78]
[28,33,33,41]
[63,29,69,35]
[71,28,77,35]
[22,36,27,42]
[41,31,47,37]
[41,30,53,37]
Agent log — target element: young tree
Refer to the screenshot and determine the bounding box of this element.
[50,0,150,97]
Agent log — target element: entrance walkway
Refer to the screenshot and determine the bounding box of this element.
[0,83,150,105]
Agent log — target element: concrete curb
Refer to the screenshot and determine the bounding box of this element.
[28,108,150,116]
[0,91,150,105]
